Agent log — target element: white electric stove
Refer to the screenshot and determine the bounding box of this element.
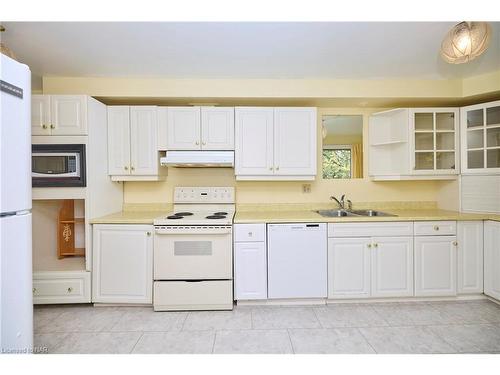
[153,187,235,311]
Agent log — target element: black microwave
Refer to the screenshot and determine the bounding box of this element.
[32,144,86,187]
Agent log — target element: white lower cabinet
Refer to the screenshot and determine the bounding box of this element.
[33,271,91,304]
[371,237,414,297]
[414,236,457,297]
[484,220,500,300]
[233,224,267,300]
[328,238,371,298]
[328,236,413,299]
[457,221,484,294]
[234,242,267,300]
[92,224,153,304]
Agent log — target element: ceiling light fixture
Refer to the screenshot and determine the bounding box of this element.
[440,22,491,64]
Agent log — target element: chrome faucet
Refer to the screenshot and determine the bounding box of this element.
[330,194,352,210]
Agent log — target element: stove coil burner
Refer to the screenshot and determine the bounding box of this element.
[174,212,193,216]
[206,215,226,219]
[166,215,183,219]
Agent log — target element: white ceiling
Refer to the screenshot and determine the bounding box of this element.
[2,22,500,80]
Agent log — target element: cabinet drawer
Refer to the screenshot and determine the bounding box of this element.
[154,280,233,311]
[414,221,456,236]
[328,222,413,238]
[234,223,266,242]
[33,272,91,304]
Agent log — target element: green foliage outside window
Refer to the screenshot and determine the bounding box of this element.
[322,148,351,179]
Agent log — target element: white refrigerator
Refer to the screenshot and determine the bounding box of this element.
[0,53,33,353]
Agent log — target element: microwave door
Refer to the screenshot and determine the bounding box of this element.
[32,153,80,177]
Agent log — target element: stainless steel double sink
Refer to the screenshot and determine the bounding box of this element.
[315,209,397,217]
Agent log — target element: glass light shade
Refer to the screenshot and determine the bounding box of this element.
[441,22,491,64]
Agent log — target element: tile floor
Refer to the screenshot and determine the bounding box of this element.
[34,300,500,354]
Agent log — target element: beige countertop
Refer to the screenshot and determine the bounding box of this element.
[233,208,499,224]
[90,203,171,224]
[90,202,500,225]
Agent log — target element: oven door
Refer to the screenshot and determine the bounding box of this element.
[154,226,232,280]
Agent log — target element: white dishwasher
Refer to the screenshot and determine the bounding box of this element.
[267,223,327,299]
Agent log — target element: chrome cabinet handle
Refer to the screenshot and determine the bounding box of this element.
[131,166,135,171]
[452,241,458,246]
[276,166,280,171]
[67,287,73,293]
[248,232,253,237]
[147,231,152,236]
[269,167,274,171]
[50,124,55,129]
[202,141,206,146]
[433,225,440,231]
[373,243,378,248]
[42,124,47,129]
[124,166,129,171]
[367,243,372,248]
[195,141,200,145]
[32,287,37,294]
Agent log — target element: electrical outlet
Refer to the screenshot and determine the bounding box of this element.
[302,184,311,193]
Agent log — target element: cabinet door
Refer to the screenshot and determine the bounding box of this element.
[107,106,131,175]
[50,95,87,135]
[460,100,500,174]
[157,107,168,150]
[484,221,500,300]
[234,241,267,300]
[410,108,459,175]
[92,224,153,304]
[235,107,274,176]
[166,106,201,150]
[328,237,371,299]
[414,236,457,296]
[201,107,234,150]
[371,237,414,297]
[273,108,317,176]
[31,95,51,135]
[130,106,158,175]
[457,221,483,294]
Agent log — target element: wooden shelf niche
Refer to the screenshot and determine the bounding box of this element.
[57,200,86,259]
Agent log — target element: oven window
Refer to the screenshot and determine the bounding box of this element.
[174,241,212,256]
[32,156,76,175]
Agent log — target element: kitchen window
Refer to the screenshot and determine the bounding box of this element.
[322,145,352,179]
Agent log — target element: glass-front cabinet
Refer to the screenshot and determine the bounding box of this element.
[461,100,500,174]
[410,108,459,175]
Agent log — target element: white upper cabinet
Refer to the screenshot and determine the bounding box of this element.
[166,106,201,150]
[107,106,131,176]
[107,106,163,180]
[235,107,274,176]
[31,95,88,136]
[31,95,51,135]
[163,106,235,150]
[130,106,158,175]
[369,108,459,180]
[201,107,235,150]
[274,108,317,176]
[410,108,459,175]
[460,100,500,174]
[235,107,317,180]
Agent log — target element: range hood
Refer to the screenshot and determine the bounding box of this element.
[160,151,234,168]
